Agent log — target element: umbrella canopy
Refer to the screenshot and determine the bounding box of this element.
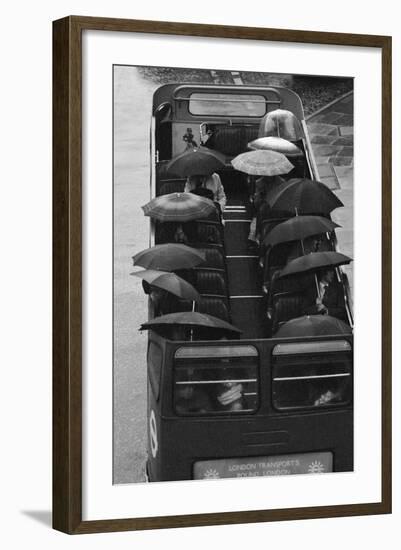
[132,244,205,271]
[140,311,242,336]
[263,215,340,248]
[275,314,351,337]
[258,109,304,141]
[166,147,226,177]
[278,251,352,279]
[131,269,200,301]
[248,136,304,157]
[231,150,294,176]
[267,178,344,214]
[142,192,216,222]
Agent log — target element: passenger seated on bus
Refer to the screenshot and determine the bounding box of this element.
[195,222,223,245]
[247,175,287,247]
[157,221,197,245]
[216,380,244,412]
[302,268,347,321]
[184,173,227,211]
[175,384,212,415]
[285,234,325,263]
[142,281,178,317]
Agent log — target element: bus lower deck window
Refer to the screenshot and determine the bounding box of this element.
[272,347,352,411]
[174,347,259,416]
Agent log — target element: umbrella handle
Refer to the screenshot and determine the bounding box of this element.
[190,300,195,341]
[315,273,320,299]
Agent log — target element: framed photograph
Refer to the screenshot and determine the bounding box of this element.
[53,16,391,534]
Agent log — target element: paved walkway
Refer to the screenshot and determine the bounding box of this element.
[306,92,354,302]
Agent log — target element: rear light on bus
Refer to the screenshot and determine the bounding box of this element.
[272,340,352,411]
[175,345,258,359]
[272,340,351,356]
[174,346,259,416]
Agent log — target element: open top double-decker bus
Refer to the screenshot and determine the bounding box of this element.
[145,83,353,482]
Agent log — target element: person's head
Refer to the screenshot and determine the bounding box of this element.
[188,174,206,188]
[173,223,189,245]
[149,285,165,305]
[319,269,335,284]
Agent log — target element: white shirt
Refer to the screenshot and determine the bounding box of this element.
[184,173,227,210]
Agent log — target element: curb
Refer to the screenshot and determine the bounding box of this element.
[305,90,353,123]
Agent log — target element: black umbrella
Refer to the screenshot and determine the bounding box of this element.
[275,314,351,337]
[166,147,226,177]
[140,311,242,336]
[131,270,200,301]
[278,251,352,279]
[132,244,205,271]
[267,178,343,214]
[263,216,340,248]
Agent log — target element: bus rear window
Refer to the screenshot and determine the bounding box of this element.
[189,93,266,117]
[174,348,259,416]
[272,350,352,411]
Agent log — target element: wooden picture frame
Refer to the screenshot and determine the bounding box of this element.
[53,15,392,534]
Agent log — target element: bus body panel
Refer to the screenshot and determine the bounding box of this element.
[146,333,353,482]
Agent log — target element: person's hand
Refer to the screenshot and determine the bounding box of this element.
[217,383,243,406]
[316,302,328,314]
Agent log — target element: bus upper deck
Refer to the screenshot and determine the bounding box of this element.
[149,83,353,339]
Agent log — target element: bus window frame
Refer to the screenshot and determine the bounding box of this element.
[271,350,353,412]
[147,339,164,401]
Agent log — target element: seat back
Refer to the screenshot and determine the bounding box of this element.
[197,247,225,270]
[196,296,231,322]
[272,292,306,333]
[159,179,186,195]
[195,270,227,296]
[206,125,259,156]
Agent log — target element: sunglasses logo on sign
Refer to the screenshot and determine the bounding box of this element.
[308,461,326,474]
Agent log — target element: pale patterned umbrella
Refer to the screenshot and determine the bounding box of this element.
[258,109,304,141]
[142,192,216,222]
[248,136,304,158]
[231,150,294,176]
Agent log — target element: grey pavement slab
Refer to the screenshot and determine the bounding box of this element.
[340,126,354,136]
[329,156,353,166]
[308,122,339,136]
[306,91,353,300]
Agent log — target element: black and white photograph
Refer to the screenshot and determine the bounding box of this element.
[113,65,354,485]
